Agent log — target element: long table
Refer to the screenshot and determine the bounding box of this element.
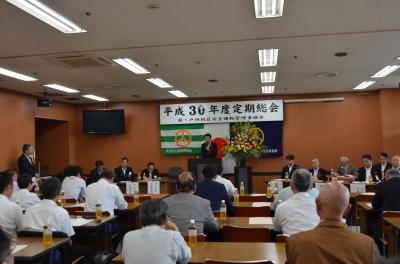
[112,242,286,264]
[217,217,274,229]
[383,217,400,256]
[14,237,70,264]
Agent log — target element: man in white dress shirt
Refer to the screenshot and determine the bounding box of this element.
[122,199,191,264]
[0,228,12,264]
[6,170,19,195]
[273,169,320,235]
[214,165,235,196]
[61,165,86,202]
[11,173,40,210]
[84,170,127,215]
[0,171,23,238]
[391,155,400,172]
[23,177,75,237]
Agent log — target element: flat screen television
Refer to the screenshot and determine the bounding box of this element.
[83,109,125,134]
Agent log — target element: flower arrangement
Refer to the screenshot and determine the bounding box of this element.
[222,122,267,166]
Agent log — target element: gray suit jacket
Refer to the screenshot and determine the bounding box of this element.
[163,192,218,236]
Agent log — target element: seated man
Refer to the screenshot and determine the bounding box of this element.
[195,165,233,215]
[121,200,191,264]
[273,169,320,235]
[336,156,358,182]
[114,157,134,182]
[164,172,218,235]
[281,154,300,179]
[11,173,40,210]
[271,177,319,211]
[84,170,127,215]
[374,152,392,180]
[372,169,400,214]
[308,159,327,181]
[86,160,105,186]
[214,165,235,197]
[141,162,159,179]
[391,155,400,171]
[357,154,380,182]
[23,177,75,237]
[0,171,23,237]
[286,182,379,264]
[61,165,86,202]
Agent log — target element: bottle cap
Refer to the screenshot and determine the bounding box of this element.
[190,219,195,224]
[222,200,225,203]
[95,203,101,207]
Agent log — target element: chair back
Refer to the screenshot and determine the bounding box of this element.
[223,225,271,242]
[168,167,183,184]
[239,196,267,202]
[183,234,207,242]
[69,210,110,217]
[355,194,374,203]
[234,206,270,217]
[205,260,273,264]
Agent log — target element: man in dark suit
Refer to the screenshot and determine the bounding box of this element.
[357,154,380,182]
[309,158,328,181]
[200,133,218,159]
[86,160,105,185]
[17,144,38,178]
[195,165,233,215]
[141,162,159,179]
[372,169,400,214]
[281,154,300,179]
[114,157,134,182]
[374,152,392,181]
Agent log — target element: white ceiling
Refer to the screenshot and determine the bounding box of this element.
[1,0,400,103]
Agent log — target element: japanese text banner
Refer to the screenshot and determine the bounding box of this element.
[160,100,284,125]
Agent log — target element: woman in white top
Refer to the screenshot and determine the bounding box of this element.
[122,199,191,264]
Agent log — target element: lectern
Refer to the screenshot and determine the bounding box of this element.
[188,158,221,183]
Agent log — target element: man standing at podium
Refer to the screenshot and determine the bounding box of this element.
[201,133,218,159]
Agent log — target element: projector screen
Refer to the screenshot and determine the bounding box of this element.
[83,109,125,134]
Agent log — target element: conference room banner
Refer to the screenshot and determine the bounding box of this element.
[160,99,284,125]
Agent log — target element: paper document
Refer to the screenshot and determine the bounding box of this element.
[70,217,93,226]
[12,245,28,254]
[249,217,273,225]
[252,202,271,207]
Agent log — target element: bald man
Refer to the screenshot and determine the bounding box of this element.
[163,172,218,236]
[286,182,379,264]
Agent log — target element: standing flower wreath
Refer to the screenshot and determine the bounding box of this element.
[222,122,267,166]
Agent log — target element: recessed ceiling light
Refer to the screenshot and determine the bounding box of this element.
[258,49,279,67]
[168,90,188,98]
[6,0,86,34]
[208,79,218,83]
[146,78,173,88]
[260,71,276,83]
[371,65,400,78]
[112,58,150,74]
[254,0,284,18]
[0,67,38,81]
[82,94,108,102]
[262,86,275,94]
[353,81,375,90]
[396,56,400,60]
[44,84,79,93]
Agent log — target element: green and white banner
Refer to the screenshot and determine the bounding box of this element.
[160,123,230,155]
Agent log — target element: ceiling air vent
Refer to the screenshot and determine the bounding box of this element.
[42,54,116,68]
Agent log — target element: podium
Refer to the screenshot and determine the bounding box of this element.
[188,158,221,184]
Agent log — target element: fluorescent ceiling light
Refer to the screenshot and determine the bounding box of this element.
[260,71,276,83]
[353,81,375,90]
[6,0,86,34]
[0,67,38,81]
[371,65,400,78]
[262,86,275,94]
[112,58,150,74]
[44,83,79,93]
[258,49,278,67]
[168,90,188,98]
[82,94,108,102]
[146,78,173,88]
[254,0,285,18]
